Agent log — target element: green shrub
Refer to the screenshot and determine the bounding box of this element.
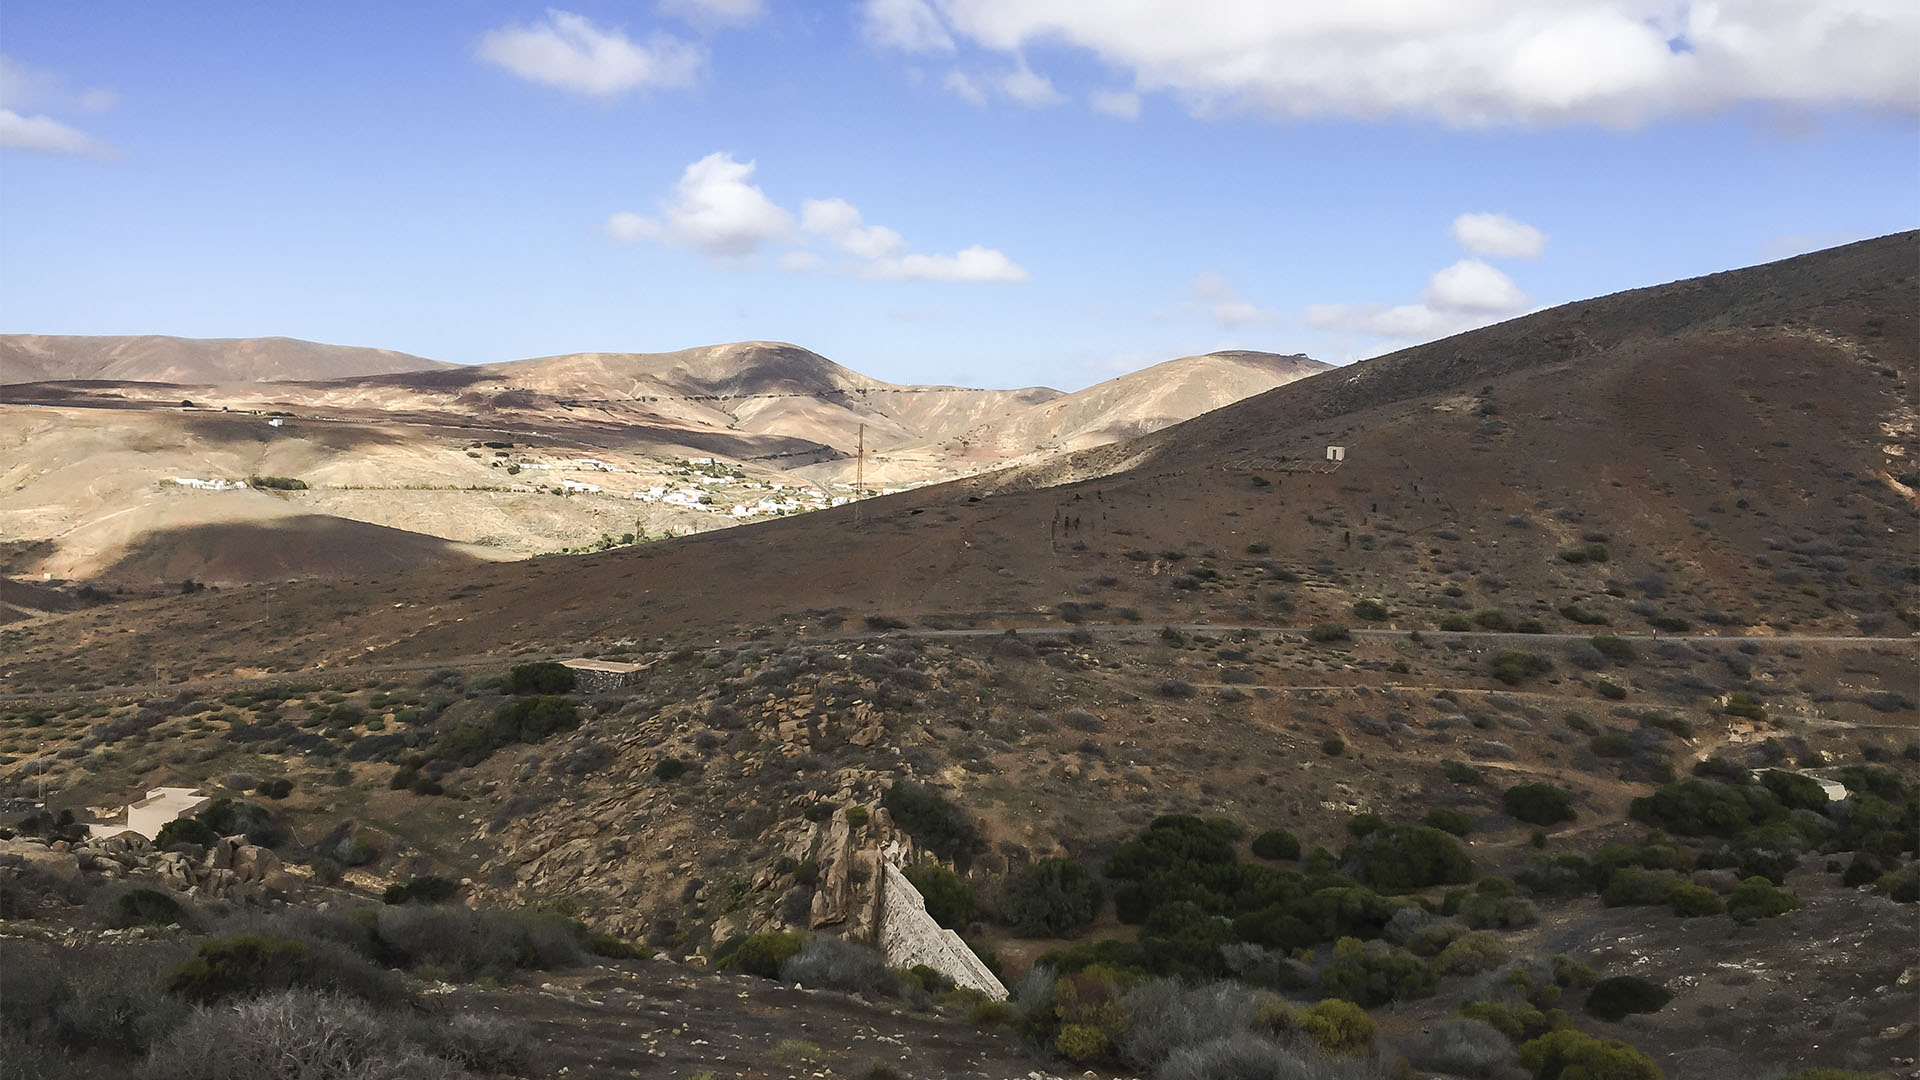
[1584,975,1671,1021]
[1352,600,1391,621]
[167,935,313,1003]
[1344,825,1473,892]
[653,757,687,782]
[1589,730,1635,757]
[1433,930,1508,976]
[1726,876,1801,923]
[107,887,187,928]
[248,475,308,491]
[1589,635,1635,663]
[1666,883,1726,917]
[1758,770,1829,813]
[1321,938,1435,1007]
[1504,783,1576,826]
[155,816,221,850]
[1516,1029,1660,1080]
[1601,868,1682,908]
[1472,610,1513,631]
[1560,605,1609,625]
[440,695,579,766]
[1595,680,1628,700]
[1443,759,1483,785]
[715,931,804,978]
[904,864,973,929]
[1489,651,1552,685]
[844,804,871,828]
[1647,614,1690,632]
[970,999,1018,1028]
[1441,616,1474,632]
[1725,693,1767,721]
[1003,858,1103,938]
[1251,829,1301,861]
[1321,735,1346,756]
[503,662,575,695]
[1425,807,1473,836]
[1347,812,1386,838]
[882,782,985,870]
[1055,1022,1109,1062]
[1629,778,1783,838]
[1297,998,1375,1056]
[1310,623,1352,642]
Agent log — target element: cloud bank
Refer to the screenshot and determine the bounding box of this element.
[861,1,1920,126]
[606,152,1029,282]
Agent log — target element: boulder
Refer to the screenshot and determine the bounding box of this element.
[232,845,281,884]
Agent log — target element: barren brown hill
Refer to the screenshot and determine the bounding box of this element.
[2,237,1917,1080]
[798,349,1330,487]
[1,232,1911,690]
[0,334,447,385]
[0,340,1324,577]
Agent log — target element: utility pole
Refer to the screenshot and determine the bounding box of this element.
[854,423,865,526]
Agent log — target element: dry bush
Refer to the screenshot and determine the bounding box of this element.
[778,936,900,998]
[140,990,468,1080]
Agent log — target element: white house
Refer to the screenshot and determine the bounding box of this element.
[89,787,210,841]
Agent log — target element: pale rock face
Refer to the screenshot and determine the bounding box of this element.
[797,806,1005,999]
[876,862,1007,1000]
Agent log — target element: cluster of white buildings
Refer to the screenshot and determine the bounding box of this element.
[168,477,249,491]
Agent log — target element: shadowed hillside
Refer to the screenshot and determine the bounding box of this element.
[5,233,1907,688]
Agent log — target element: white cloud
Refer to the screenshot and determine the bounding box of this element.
[0,108,115,157]
[1089,88,1141,118]
[607,152,793,257]
[1182,272,1276,328]
[1424,259,1528,313]
[943,68,987,105]
[1306,238,1533,343]
[864,245,1030,282]
[861,0,955,53]
[0,54,118,158]
[882,1,1920,127]
[610,152,1029,283]
[657,0,763,28]
[1305,302,1480,341]
[1451,212,1547,258]
[942,60,1063,108]
[801,197,907,259]
[477,10,703,97]
[1000,59,1063,107]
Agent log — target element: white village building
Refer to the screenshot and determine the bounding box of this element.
[88,787,210,841]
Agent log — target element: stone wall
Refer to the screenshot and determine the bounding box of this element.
[875,862,1007,1001]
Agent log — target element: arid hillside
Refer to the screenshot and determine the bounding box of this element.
[4,232,1905,687]
[800,349,1332,487]
[0,342,1322,581]
[0,334,447,384]
[1,234,1916,1080]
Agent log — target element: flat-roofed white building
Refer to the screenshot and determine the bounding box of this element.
[90,787,210,841]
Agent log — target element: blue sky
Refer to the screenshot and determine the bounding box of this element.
[2,2,1915,389]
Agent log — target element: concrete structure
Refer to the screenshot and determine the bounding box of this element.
[876,862,1008,1000]
[1326,445,1346,462]
[89,787,210,841]
[559,658,647,693]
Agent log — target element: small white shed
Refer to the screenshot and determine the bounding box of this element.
[1326,445,1346,462]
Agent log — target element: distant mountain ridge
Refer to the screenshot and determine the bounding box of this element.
[0,334,449,385]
